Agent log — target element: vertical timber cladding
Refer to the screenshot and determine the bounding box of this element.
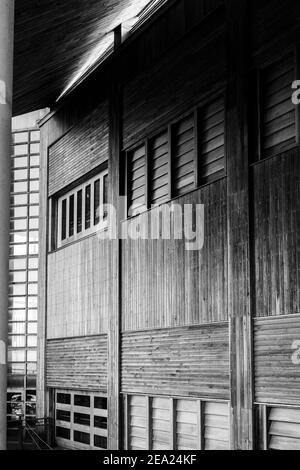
[226,0,253,449]
[253,150,300,318]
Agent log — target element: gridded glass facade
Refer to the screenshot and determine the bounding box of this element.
[7,120,41,426]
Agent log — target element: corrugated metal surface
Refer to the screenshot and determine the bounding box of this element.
[254,315,300,405]
[46,335,107,391]
[48,102,109,196]
[122,324,229,398]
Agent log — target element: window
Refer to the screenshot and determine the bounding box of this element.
[57,170,108,248]
[55,390,107,450]
[126,96,225,217]
[251,52,297,161]
[124,395,229,450]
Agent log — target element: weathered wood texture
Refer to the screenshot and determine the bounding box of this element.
[122,179,228,330]
[121,324,229,399]
[126,395,229,450]
[48,101,109,196]
[254,315,300,406]
[226,0,253,449]
[46,335,107,391]
[250,0,300,64]
[47,236,111,339]
[268,407,300,450]
[252,150,300,317]
[122,11,226,148]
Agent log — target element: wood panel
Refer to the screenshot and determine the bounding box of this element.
[127,144,146,216]
[268,407,300,450]
[122,179,228,330]
[199,96,225,182]
[226,0,253,449]
[152,397,172,450]
[121,324,230,399]
[204,401,229,450]
[253,150,300,317]
[149,130,169,205]
[47,236,111,339]
[123,12,226,148]
[48,101,109,196]
[254,315,300,406]
[173,113,195,196]
[46,335,107,391]
[261,53,295,157]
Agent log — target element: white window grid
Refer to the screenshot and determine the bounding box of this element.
[57,170,108,248]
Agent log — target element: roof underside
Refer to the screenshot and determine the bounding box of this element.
[13,0,155,116]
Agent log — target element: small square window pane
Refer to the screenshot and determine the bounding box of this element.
[27,350,37,362]
[30,155,39,167]
[9,284,26,296]
[28,309,37,321]
[13,132,28,144]
[28,231,38,243]
[10,232,27,244]
[10,219,27,231]
[28,284,37,295]
[11,206,27,218]
[27,363,37,374]
[30,143,39,154]
[8,323,25,334]
[11,181,28,193]
[29,243,38,255]
[29,193,39,204]
[10,244,27,256]
[29,206,39,217]
[8,335,26,348]
[11,193,28,205]
[8,310,26,322]
[8,297,26,309]
[9,271,26,283]
[27,336,37,347]
[30,131,39,142]
[30,168,39,180]
[8,350,26,362]
[28,258,38,269]
[12,156,27,168]
[27,323,37,334]
[29,218,39,230]
[28,296,37,308]
[8,362,25,374]
[30,180,39,192]
[9,258,26,270]
[12,169,28,181]
[13,144,28,156]
[28,270,38,282]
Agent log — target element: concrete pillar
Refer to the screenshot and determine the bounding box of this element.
[0,0,15,450]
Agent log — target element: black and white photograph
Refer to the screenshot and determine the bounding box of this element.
[0,0,300,457]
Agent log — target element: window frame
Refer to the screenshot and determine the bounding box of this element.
[56,169,108,249]
[124,95,226,219]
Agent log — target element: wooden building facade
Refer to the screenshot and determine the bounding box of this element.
[37,0,300,450]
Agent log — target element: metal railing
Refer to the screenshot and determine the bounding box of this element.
[8,417,54,450]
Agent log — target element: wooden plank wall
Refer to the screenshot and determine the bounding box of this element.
[252,149,300,317]
[122,10,226,148]
[121,324,229,399]
[46,335,107,392]
[121,179,228,330]
[47,236,111,339]
[48,100,109,196]
[254,315,300,406]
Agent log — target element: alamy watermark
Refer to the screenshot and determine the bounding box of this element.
[95,197,205,251]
